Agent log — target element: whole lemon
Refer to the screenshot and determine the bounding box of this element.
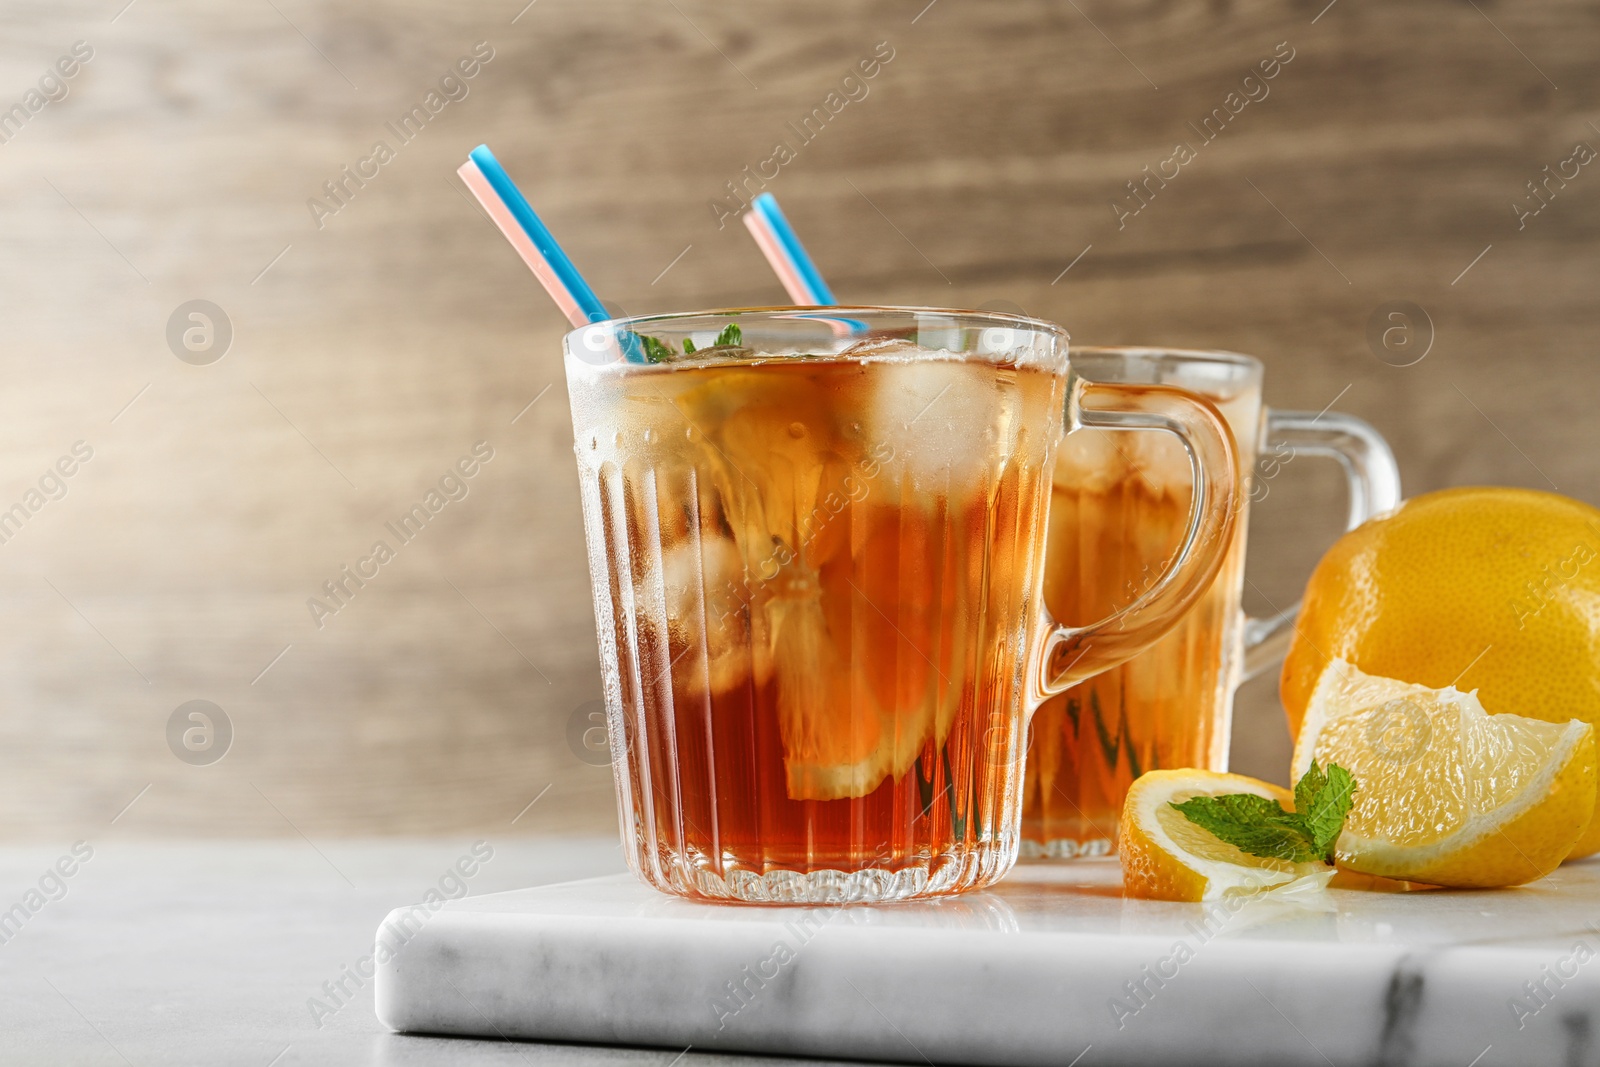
[1281,486,1600,858]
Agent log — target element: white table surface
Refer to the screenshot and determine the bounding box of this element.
[12,836,1600,1066]
[0,836,872,1066]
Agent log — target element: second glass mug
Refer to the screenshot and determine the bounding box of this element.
[1023,347,1402,858]
[565,308,1239,903]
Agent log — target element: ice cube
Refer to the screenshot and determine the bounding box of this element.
[837,337,924,362]
[653,533,754,697]
[1054,424,1193,499]
[862,360,1013,494]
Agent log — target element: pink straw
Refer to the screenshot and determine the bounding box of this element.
[741,193,836,306]
[457,146,606,329]
[742,212,812,305]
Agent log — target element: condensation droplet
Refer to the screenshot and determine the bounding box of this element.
[788,421,806,439]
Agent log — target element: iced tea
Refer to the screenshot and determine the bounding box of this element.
[570,335,1064,902]
[1022,360,1257,857]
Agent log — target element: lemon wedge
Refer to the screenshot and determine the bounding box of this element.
[1292,660,1596,888]
[1120,769,1327,901]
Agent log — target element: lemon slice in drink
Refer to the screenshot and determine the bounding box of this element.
[1120,770,1326,901]
[770,516,950,802]
[1293,661,1596,888]
[768,595,897,801]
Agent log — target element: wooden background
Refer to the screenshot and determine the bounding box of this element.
[0,0,1594,839]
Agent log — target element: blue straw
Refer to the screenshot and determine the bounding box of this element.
[752,193,837,306]
[468,145,610,325]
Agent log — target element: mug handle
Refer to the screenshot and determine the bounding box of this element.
[1031,380,1240,707]
[1239,409,1402,680]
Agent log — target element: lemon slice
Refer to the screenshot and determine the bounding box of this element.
[1293,660,1596,888]
[769,595,896,801]
[1120,770,1327,901]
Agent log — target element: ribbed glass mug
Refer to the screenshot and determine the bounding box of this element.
[1022,347,1401,858]
[565,309,1240,903]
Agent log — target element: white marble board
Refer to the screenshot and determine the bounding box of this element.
[374,858,1600,1066]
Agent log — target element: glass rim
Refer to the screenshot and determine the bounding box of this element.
[1068,345,1264,394]
[564,304,1068,342]
[563,305,1074,374]
[1068,345,1262,371]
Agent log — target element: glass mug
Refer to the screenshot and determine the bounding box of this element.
[1022,347,1401,858]
[566,309,1240,903]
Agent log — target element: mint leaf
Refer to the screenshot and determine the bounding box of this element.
[639,335,675,364]
[1170,794,1318,863]
[1170,762,1358,866]
[1293,759,1327,819]
[653,324,735,361]
[1302,762,1357,862]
